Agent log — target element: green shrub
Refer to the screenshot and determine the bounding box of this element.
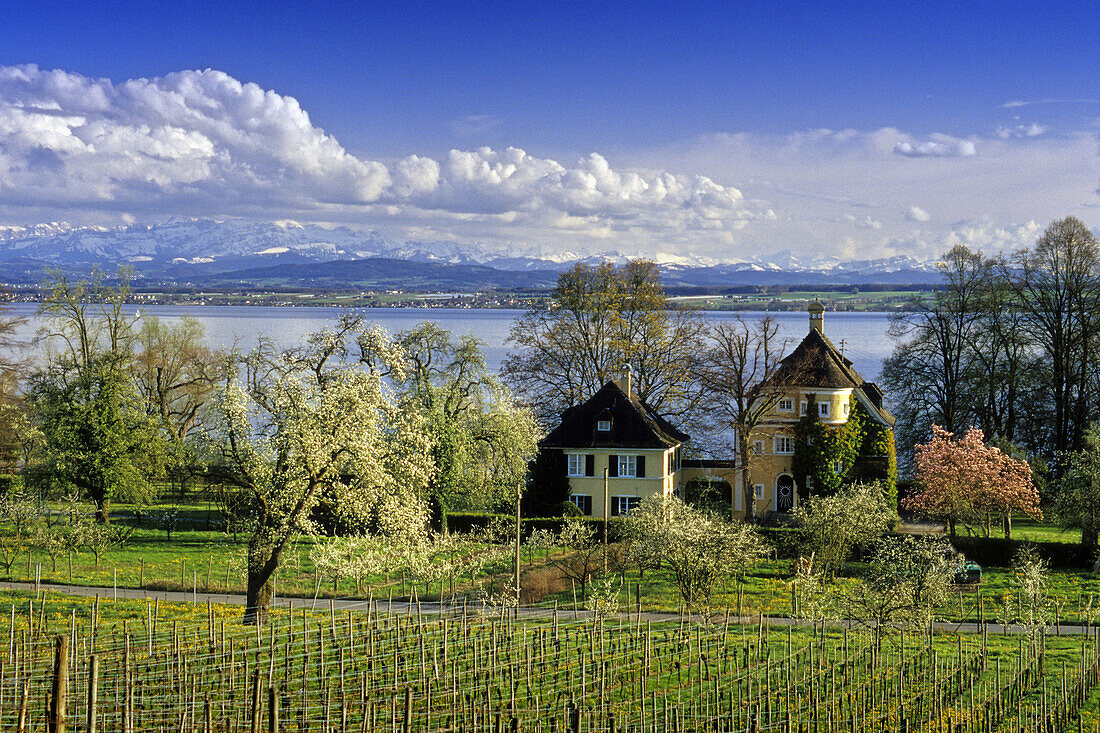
[0,474,23,497]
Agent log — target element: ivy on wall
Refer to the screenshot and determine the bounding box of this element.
[792,394,898,506]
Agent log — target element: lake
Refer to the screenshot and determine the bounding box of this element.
[5,304,897,383]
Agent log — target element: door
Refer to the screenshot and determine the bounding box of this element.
[776,474,794,511]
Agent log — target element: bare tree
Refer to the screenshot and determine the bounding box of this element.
[36,267,138,371]
[882,246,992,454]
[1007,217,1100,457]
[502,260,706,427]
[697,316,800,523]
[131,316,229,497]
[132,316,226,445]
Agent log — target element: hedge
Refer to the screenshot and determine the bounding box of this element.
[949,536,1090,570]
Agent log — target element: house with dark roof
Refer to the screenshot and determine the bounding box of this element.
[743,302,896,516]
[534,302,896,520]
[539,371,688,517]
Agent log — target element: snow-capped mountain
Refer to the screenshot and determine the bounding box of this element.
[0,219,390,267]
[0,219,941,287]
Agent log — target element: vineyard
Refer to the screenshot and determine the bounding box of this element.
[3,590,1100,732]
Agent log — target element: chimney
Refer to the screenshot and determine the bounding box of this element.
[808,301,825,333]
[621,364,633,396]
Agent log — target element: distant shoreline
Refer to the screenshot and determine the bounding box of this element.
[2,290,922,313]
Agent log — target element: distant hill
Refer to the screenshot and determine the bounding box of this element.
[201,258,560,290]
[0,219,944,290]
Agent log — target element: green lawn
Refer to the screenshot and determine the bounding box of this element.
[9,505,1100,628]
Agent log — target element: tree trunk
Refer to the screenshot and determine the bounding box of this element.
[244,567,274,626]
[948,517,956,541]
[243,538,282,625]
[94,500,109,525]
[1083,526,1098,549]
[1003,514,1012,540]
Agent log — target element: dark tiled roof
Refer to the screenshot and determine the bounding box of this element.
[540,380,689,449]
[774,328,896,426]
[773,329,859,388]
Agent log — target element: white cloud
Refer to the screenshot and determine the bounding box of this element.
[0,65,755,256]
[644,127,1100,261]
[1003,99,1100,108]
[893,134,977,158]
[996,123,1049,138]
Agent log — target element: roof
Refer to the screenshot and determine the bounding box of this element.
[773,328,896,427]
[540,380,689,450]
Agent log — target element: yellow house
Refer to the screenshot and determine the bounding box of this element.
[535,303,895,520]
[736,302,896,518]
[538,371,687,518]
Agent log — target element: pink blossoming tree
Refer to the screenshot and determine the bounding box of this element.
[905,425,1040,539]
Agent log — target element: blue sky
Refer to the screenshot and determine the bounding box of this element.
[1,0,1098,262]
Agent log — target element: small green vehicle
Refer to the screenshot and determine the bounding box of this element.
[954,561,982,585]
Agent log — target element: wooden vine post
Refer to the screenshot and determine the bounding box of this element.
[48,633,70,733]
[86,654,98,733]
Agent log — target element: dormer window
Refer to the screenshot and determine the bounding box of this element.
[597,419,611,432]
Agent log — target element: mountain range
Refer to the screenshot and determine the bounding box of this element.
[0,220,943,290]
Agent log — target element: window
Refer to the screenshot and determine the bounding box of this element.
[774,436,794,454]
[753,440,766,455]
[778,398,794,412]
[842,402,850,417]
[597,420,611,431]
[818,402,830,418]
[613,496,640,516]
[618,454,637,477]
[805,476,814,490]
[568,495,592,516]
[800,401,808,416]
[832,460,844,475]
[753,484,765,500]
[567,454,586,477]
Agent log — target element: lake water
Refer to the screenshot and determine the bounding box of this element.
[5,304,896,383]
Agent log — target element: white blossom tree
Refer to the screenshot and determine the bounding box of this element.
[310,493,512,598]
[846,535,963,630]
[794,481,896,578]
[626,495,768,608]
[212,316,435,623]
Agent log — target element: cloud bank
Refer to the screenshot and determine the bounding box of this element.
[647,126,1100,261]
[0,65,754,256]
[0,64,1098,263]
